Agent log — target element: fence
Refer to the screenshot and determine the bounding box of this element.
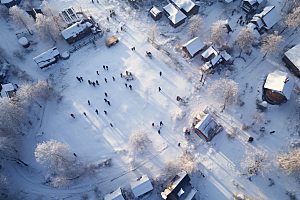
[147,37,170,56]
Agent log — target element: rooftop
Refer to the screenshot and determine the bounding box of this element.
[284,44,300,71]
[168,10,187,24]
[195,114,217,137]
[130,175,153,197]
[183,37,205,57]
[104,187,125,200]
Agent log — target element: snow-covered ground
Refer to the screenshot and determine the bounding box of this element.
[2,0,300,199]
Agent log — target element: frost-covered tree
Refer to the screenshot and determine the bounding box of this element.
[210,20,228,46]
[285,7,300,30]
[149,24,158,40]
[187,15,204,38]
[278,148,300,175]
[260,31,283,58]
[128,129,151,153]
[35,14,60,42]
[9,6,33,33]
[0,5,9,21]
[41,0,66,31]
[23,0,33,11]
[207,78,239,111]
[236,27,254,56]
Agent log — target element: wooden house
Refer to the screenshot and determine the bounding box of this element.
[130,175,153,198]
[170,0,199,17]
[201,46,231,71]
[241,0,267,12]
[194,113,219,142]
[283,44,300,76]
[105,35,119,48]
[161,172,197,200]
[163,3,178,17]
[150,6,162,21]
[168,10,186,28]
[33,47,60,69]
[104,187,125,200]
[182,37,205,58]
[263,70,294,105]
[250,6,280,30]
[61,20,91,44]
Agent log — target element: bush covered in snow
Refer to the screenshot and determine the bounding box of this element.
[128,129,151,153]
[278,148,300,175]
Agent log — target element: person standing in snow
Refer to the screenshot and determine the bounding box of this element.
[112,76,115,81]
[96,80,99,85]
[107,101,111,106]
[152,123,154,126]
[120,73,123,77]
[92,0,94,3]
[158,87,161,92]
[159,71,162,76]
[103,65,105,70]
[129,85,132,90]
[158,130,160,134]
[104,98,107,102]
[160,121,163,126]
[95,109,98,114]
[70,114,75,118]
[88,80,91,84]
[83,112,86,116]
[80,77,83,81]
[76,77,81,82]
[104,78,107,83]
[125,83,127,88]
[105,92,107,97]
[104,110,107,114]
[106,66,108,70]
[107,17,109,21]
[88,100,90,105]
[97,71,99,75]
[110,123,113,127]
[73,153,77,157]
[92,82,96,87]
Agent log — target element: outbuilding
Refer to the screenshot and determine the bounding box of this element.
[194,113,219,142]
[150,6,162,21]
[182,37,205,58]
[105,35,119,48]
[61,20,91,44]
[1,83,16,98]
[33,47,60,69]
[263,70,294,105]
[283,44,300,76]
[104,187,125,200]
[161,171,197,200]
[130,175,153,198]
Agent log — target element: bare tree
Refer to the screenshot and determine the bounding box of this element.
[187,15,204,38]
[41,0,66,31]
[128,129,151,153]
[236,27,254,56]
[35,14,60,42]
[207,78,239,111]
[260,31,283,58]
[23,0,33,11]
[9,6,33,33]
[0,5,9,22]
[278,148,300,175]
[149,24,158,40]
[210,20,228,46]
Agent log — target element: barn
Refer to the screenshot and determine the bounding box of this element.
[33,47,60,69]
[282,44,300,76]
[194,113,219,142]
[263,70,294,105]
[150,6,162,21]
[161,171,197,200]
[182,37,205,58]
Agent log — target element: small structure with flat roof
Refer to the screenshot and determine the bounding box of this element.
[182,37,205,58]
[283,44,300,76]
[33,47,60,69]
[1,83,15,98]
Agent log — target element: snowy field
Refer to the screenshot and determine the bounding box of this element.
[2,0,300,199]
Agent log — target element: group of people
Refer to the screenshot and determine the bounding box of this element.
[152,121,164,134]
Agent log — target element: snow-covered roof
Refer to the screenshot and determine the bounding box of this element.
[184,188,198,200]
[60,7,80,25]
[172,0,195,12]
[150,6,161,16]
[251,17,264,29]
[130,175,153,197]
[264,70,294,100]
[195,114,217,137]
[220,50,231,61]
[211,54,222,66]
[1,83,14,98]
[33,47,60,68]
[253,6,280,29]
[18,37,28,46]
[1,0,13,3]
[183,37,205,57]
[61,21,87,40]
[201,46,218,59]
[246,0,258,5]
[224,0,233,3]
[168,10,187,24]
[163,3,178,16]
[284,44,300,71]
[104,188,125,200]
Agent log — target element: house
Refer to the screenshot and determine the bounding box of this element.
[1,83,16,98]
[130,175,153,198]
[33,47,60,69]
[263,70,294,105]
[150,6,162,21]
[182,37,205,58]
[60,7,80,25]
[161,171,197,200]
[105,35,119,48]
[282,44,300,76]
[170,0,199,17]
[250,6,280,31]
[61,20,91,44]
[194,113,220,141]
[241,0,267,12]
[104,187,125,200]
[168,10,187,28]
[201,46,231,70]
[1,0,21,8]
[163,3,178,17]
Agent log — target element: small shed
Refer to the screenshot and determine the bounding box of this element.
[105,35,119,48]
[1,0,21,8]
[283,44,300,76]
[161,171,197,200]
[194,113,218,142]
[1,83,15,98]
[104,187,125,200]
[33,47,60,69]
[182,37,205,58]
[61,20,91,44]
[60,7,80,25]
[263,70,294,105]
[250,6,280,30]
[150,6,162,21]
[168,10,187,28]
[130,175,153,198]
[170,0,199,17]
